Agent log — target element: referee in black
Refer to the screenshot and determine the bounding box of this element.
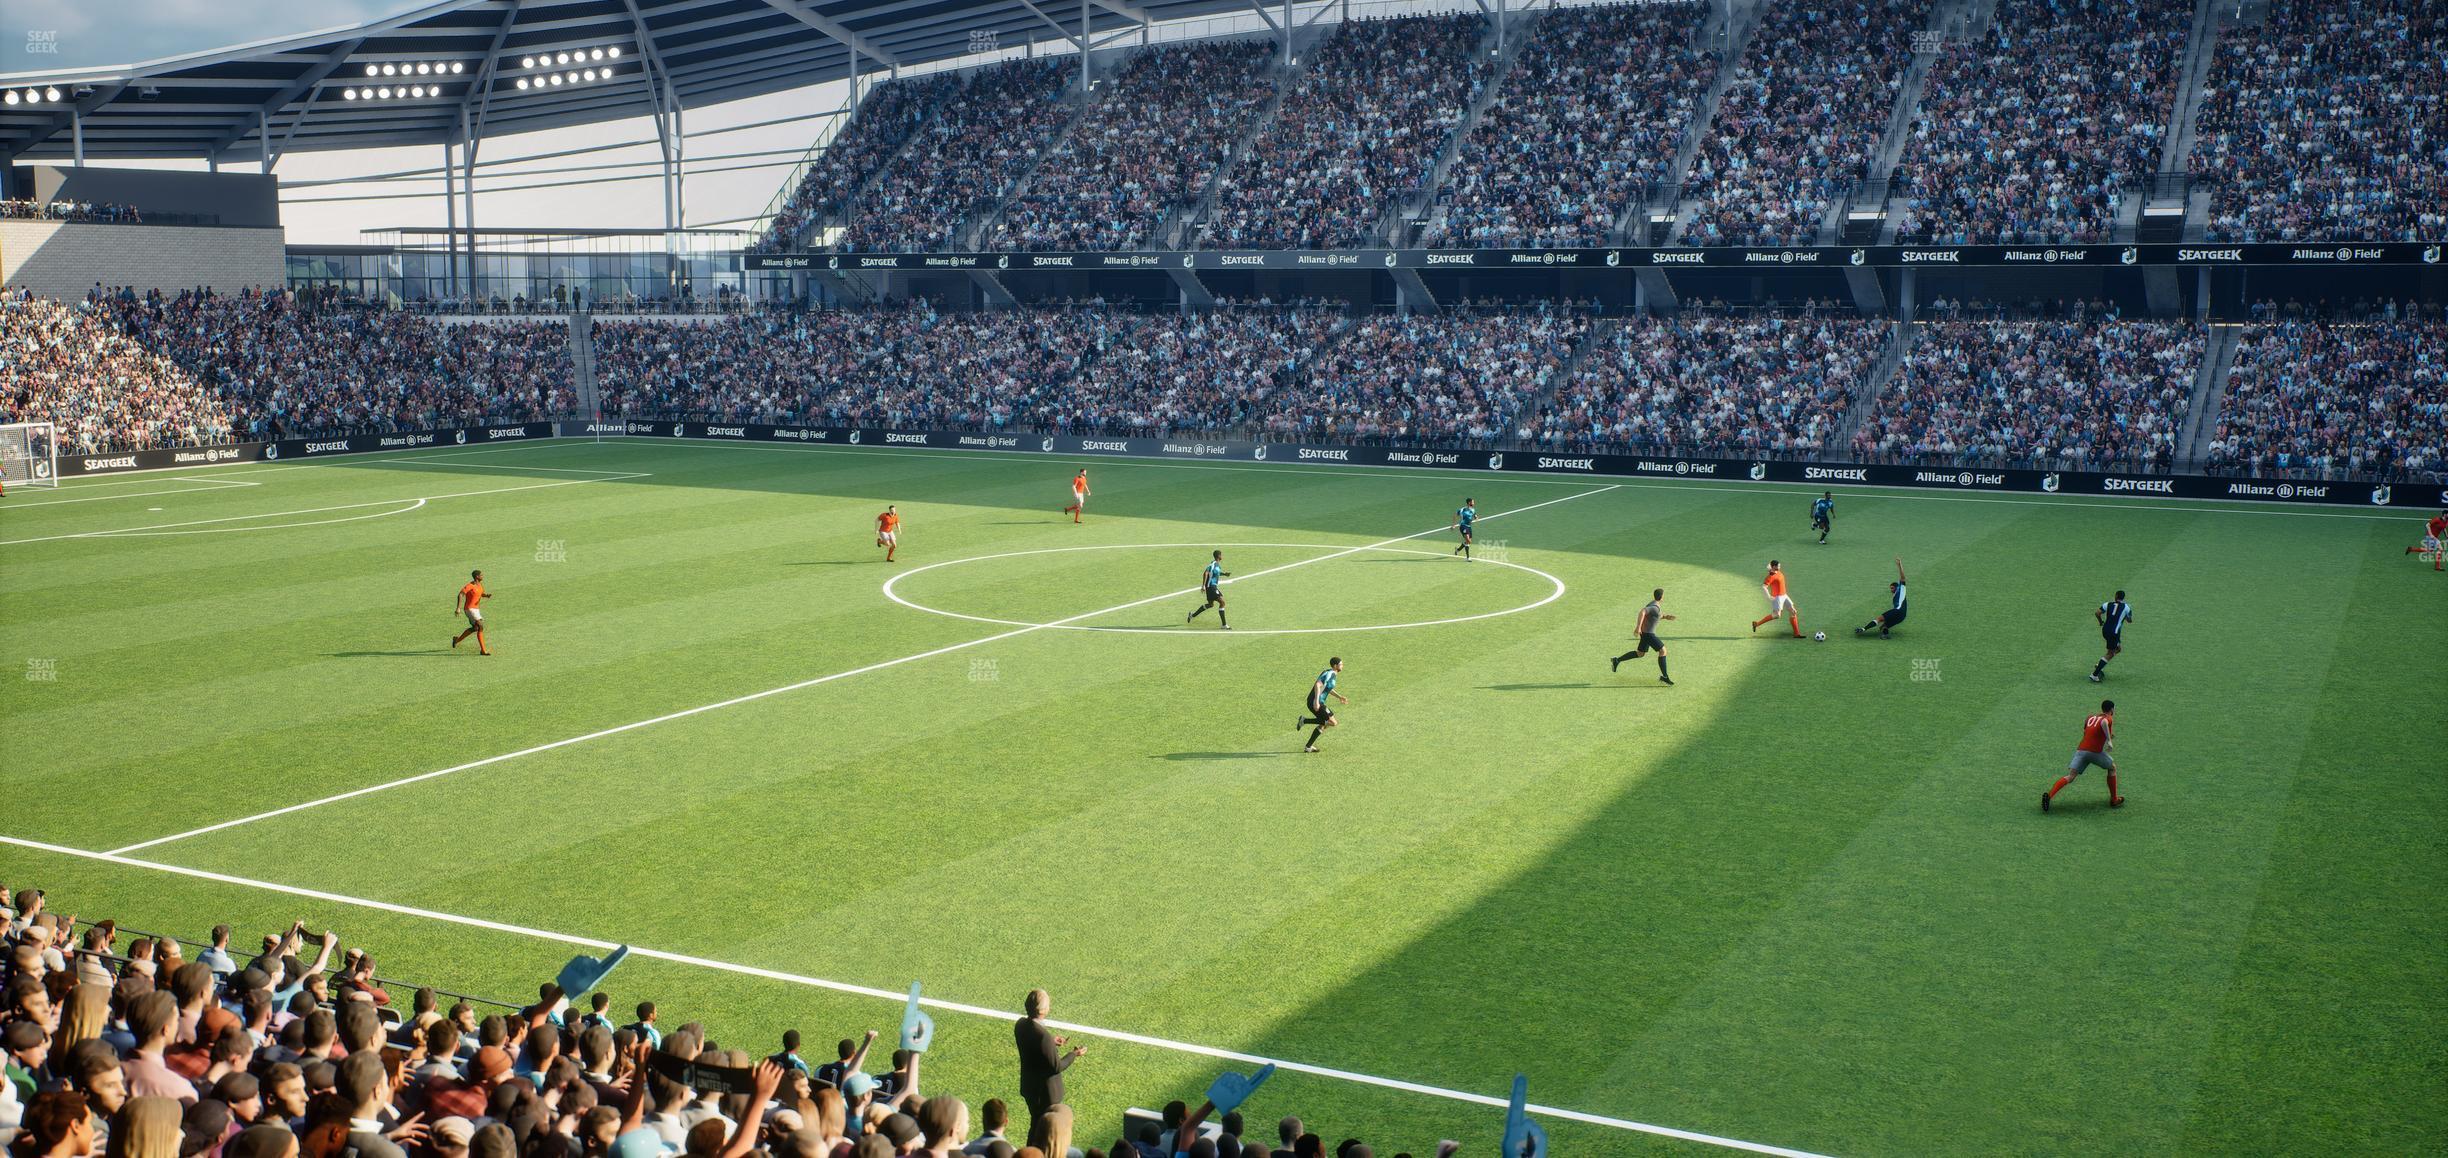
[1610,588,1676,685]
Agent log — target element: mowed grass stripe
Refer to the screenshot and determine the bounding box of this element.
[2178,531,2448,1154]
[1571,510,2368,1156]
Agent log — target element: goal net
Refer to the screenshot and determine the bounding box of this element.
[0,421,59,489]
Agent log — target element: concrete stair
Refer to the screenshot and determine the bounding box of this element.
[1832,316,1917,455]
[2175,322,2243,469]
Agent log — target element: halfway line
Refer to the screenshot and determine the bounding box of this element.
[0,834,1828,1158]
[106,485,1617,856]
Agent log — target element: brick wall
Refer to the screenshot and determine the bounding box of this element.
[0,221,286,299]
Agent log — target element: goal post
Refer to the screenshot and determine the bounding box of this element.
[0,421,59,489]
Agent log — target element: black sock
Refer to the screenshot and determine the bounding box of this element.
[1611,650,1635,664]
[1657,656,1670,678]
[1307,727,1323,746]
[1218,610,1228,628]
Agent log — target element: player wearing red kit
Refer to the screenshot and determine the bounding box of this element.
[2405,510,2445,570]
[2042,700,2122,812]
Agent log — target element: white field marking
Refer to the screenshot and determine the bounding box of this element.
[0,834,1830,1158]
[633,434,2424,521]
[104,484,1618,856]
[0,474,648,547]
[883,541,1567,635]
[3,477,262,507]
[75,498,429,537]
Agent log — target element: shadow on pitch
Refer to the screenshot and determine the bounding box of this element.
[326,650,457,658]
[783,561,868,566]
[1154,751,1294,761]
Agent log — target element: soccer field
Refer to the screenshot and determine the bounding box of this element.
[3,437,2441,1156]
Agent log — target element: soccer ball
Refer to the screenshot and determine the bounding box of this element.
[1813,631,1827,641]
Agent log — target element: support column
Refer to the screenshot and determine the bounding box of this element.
[460,106,479,306]
[443,140,460,299]
[260,110,273,174]
[1082,0,1094,90]
[70,109,84,166]
[1495,0,1505,52]
[1282,0,1293,65]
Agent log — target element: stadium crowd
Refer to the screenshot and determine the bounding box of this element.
[2202,318,2445,480]
[591,306,936,425]
[1,288,572,453]
[0,293,233,454]
[0,200,143,224]
[1533,311,1884,456]
[0,888,1456,1158]
[839,60,1076,252]
[997,40,1277,251]
[1892,0,2184,245]
[2187,0,2448,243]
[1426,4,1713,249]
[1258,307,1588,444]
[1678,0,1917,248]
[1042,303,1345,434]
[758,77,946,252]
[1200,15,1488,250]
[1852,314,2202,470]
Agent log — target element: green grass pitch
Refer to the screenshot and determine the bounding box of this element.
[3,437,2441,1156]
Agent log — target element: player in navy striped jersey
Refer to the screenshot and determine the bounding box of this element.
[1854,558,1908,637]
[1295,658,1348,753]
[2091,591,2134,682]
[1811,492,1834,544]
[1452,499,1477,560]
[1186,550,1232,629]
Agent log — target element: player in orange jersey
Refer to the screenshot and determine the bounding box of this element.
[2405,509,2445,570]
[1062,469,1089,523]
[450,570,492,655]
[1749,560,1803,638]
[2042,700,2123,812]
[875,504,902,562]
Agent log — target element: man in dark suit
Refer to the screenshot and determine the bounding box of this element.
[1012,989,1083,1130]
[335,1052,415,1158]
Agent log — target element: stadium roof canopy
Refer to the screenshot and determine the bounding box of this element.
[0,0,1260,165]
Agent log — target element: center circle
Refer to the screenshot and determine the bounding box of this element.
[881,541,1567,635]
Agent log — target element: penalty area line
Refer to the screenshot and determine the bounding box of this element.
[106,484,1617,856]
[0,834,1828,1158]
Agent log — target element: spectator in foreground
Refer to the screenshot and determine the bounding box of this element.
[1010,993,1081,1136]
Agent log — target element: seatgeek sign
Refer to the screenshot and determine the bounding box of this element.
[580,421,2442,509]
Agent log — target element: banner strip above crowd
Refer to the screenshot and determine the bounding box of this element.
[563,420,2446,509]
[744,241,2447,273]
[51,419,2438,509]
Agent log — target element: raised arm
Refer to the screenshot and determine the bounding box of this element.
[716,1061,785,1158]
[842,1029,878,1076]
[1894,557,1907,584]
